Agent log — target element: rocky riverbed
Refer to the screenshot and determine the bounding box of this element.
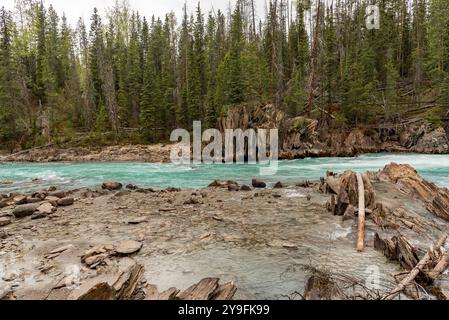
[0,164,449,300]
[0,144,172,163]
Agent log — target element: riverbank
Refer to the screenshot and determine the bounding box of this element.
[0,144,172,163]
[1,163,448,300]
[1,105,449,163]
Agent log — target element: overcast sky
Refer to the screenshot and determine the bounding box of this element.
[3,0,268,26]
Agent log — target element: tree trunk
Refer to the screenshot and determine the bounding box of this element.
[356,173,365,252]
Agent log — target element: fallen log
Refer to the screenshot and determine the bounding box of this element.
[356,173,365,253]
[383,234,448,300]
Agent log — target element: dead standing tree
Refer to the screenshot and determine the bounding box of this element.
[306,0,322,117]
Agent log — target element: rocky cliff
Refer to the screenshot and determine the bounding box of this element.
[217,104,449,159]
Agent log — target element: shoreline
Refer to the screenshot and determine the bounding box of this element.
[1,143,449,164]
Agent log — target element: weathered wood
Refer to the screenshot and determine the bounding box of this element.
[428,253,449,280]
[356,173,365,252]
[384,234,448,300]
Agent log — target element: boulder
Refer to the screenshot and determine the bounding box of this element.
[12,203,40,218]
[57,197,74,207]
[252,179,267,189]
[102,182,123,191]
[0,217,11,227]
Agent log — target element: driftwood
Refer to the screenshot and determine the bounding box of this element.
[356,173,366,252]
[428,253,449,280]
[383,234,448,300]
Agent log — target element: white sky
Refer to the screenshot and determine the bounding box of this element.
[2,0,268,27]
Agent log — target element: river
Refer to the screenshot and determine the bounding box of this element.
[1,153,449,193]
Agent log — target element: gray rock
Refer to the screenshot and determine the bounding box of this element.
[252,179,266,188]
[240,185,252,191]
[12,203,39,218]
[57,197,74,206]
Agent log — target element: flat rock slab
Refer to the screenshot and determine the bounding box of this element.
[116,240,142,255]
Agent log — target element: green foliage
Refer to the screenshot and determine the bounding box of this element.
[0,0,447,150]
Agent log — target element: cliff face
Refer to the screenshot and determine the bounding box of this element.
[217,104,449,158]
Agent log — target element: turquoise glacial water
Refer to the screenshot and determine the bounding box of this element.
[1,153,449,193]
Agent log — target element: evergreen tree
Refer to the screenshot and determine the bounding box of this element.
[0,7,19,151]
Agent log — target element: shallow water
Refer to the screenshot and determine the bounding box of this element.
[2,153,449,192]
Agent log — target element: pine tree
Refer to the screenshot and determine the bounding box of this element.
[0,7,19,151]
[227,2,244,104]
